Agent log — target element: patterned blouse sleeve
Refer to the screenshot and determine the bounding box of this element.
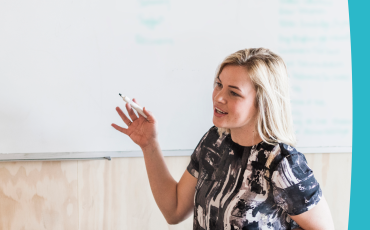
[271,144,322,216]
[186,128,212,179]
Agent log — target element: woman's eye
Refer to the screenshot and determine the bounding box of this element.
[216,82,222,87]
[231,91,239,96]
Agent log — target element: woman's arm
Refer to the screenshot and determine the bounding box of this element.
[290,195,335,230]
[112,100,197,224]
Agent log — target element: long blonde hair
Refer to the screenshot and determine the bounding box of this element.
[215,48,297,147]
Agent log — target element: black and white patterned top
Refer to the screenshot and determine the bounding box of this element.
[187,126,322,230]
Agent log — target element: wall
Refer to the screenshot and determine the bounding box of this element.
[0,152,351,230]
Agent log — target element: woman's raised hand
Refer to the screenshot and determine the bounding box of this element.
[111,98,158,149]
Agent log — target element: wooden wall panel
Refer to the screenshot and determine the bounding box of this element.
[0,161,78,230]
[78,158,169,230]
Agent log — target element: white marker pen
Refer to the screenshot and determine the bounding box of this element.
[119,93,148,119]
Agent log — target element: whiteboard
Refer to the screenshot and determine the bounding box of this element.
[0,0,352,158]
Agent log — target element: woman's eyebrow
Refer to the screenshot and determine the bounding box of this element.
[217,76,242,91]
[229,85,242,91]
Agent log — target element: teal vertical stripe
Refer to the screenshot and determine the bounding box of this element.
[348,0,370,229]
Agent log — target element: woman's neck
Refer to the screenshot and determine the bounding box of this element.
[230,126,262,147]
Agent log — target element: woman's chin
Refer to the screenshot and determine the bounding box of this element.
[212,119,226,128]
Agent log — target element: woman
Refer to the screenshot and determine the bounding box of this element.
[111,48,335,229]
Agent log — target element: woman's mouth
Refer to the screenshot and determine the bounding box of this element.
[214,107,228,117]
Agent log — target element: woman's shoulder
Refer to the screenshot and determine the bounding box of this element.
[279,143,301,157]
[260,141,300,155]
[260,142,308,172]
[192,126,221,152]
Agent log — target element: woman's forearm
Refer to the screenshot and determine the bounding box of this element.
[141,140,179,224]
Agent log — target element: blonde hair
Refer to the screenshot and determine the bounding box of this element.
[215,48,297,147]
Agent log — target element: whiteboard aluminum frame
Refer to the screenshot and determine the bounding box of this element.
[0,146,352,162]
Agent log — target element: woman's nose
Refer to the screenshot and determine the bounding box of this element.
[214,90,226,104]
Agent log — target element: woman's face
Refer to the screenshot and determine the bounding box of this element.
[212,65,258,132]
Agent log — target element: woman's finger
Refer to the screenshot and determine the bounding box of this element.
[132,98,140,105]
[143,107,155,123]
[132,98,143,118]
[111,123,128,135]
[126,102,138,121]
[116,107,132,127]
